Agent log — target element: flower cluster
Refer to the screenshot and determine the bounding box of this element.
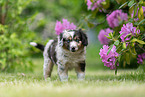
[137,53,145,64]
[87,0,105,11]
[98,28,113,45]
[106,10,128,28]
[119,23,140,42]
[143,6,145,16]
[131,6,145,21]
[55,19,76,35]
[99,45,119,69]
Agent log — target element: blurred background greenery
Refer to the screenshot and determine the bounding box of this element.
[0,0,143,73]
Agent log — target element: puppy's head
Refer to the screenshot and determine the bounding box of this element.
[59,29,88,52]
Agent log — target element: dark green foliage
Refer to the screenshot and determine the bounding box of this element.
[0,0,36,72]
[23,0,88,34]
[85,0,145,70]
[0,0,89,72]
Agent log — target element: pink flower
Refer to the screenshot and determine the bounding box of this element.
[91,2,98,11]
[119,23,140,42]
[55,19,76,35]
[131,6,145,21]
[87,0,92,10]
[106,10,128,28]
[86,0,105,11]
[55,21,63,35]
[143,6,145,16]
[98,28,113,45]
[137,53,145,64]
[99,45,119,69]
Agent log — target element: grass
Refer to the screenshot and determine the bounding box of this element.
[0,58,145,97]
[0,46,145,97]
[0,69,145,97]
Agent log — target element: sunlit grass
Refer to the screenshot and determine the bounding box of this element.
[0,46,145,97]
[0,67,145,97]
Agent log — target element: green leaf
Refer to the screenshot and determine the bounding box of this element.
[138,44,143,48]
[131,38,145,44]
[139,1,143,4]
[87,22,94,28]
[138,6,144,20]
[137,19,145,26]
[107,44,114,55]
[124,33,132,40]
[108,32,113,38]
[119,2,128,9]
[129,46,137,56]
[123,60,126,68]
[117,55,121,62]
[113,31,115,37]
[101,1,107,5]
[104,35,111,39]
[123,42,126,49]
[118,32,125,38]
[114,40,120,46]
[125,53,130,65]
[129,3,136,8]
[130,42,135,47]
[10,33,17,39]
[115,69,117,75]
[128,0,134,7]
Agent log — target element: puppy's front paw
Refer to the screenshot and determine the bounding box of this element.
[77,72,85,81]
[59,75,68,82]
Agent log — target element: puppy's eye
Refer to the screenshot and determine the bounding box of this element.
[75,39,79,42]
[67,40,70,43]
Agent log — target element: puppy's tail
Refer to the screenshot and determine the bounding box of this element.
[30,42,45,51]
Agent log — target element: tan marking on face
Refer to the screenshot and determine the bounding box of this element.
[69,37,72,40]
[74,36,79,40]
[78,41,82,47]
[74,37,77,40]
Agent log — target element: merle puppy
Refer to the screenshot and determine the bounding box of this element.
[30,29,88,81]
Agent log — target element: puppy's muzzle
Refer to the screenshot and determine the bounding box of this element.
[71,47,76,52]
[70,46,78,52]
[70,41,78,52]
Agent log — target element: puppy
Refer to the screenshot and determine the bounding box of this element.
[30,29,88,81]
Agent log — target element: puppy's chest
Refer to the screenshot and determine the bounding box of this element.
[64,53,85,63]
[56,48,85,67]
[63,54,85,68]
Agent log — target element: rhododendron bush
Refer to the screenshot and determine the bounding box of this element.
[85,0,145,74]
[55,19,76,35]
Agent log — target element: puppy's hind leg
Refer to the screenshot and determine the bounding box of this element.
[43,40,54,81]
[43,58,54,81]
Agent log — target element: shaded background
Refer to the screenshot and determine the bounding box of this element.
[0,0,142,73]
[26,0,106,71]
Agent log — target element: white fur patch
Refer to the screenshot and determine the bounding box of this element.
[30,42,37,46]
[77,72,85,80]
[56,42,86,69]
[70,41,78,51]
[43,40,54,57]
[63,30,75,38]
[43,40,54,78]
[70,41,77,47]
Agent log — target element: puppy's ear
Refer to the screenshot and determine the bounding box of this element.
[79,29,88,46]
[58,33,63,46]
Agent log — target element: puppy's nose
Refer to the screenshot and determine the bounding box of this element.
[71,47,76,52]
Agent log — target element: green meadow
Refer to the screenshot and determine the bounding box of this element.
[0,47,145,97]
